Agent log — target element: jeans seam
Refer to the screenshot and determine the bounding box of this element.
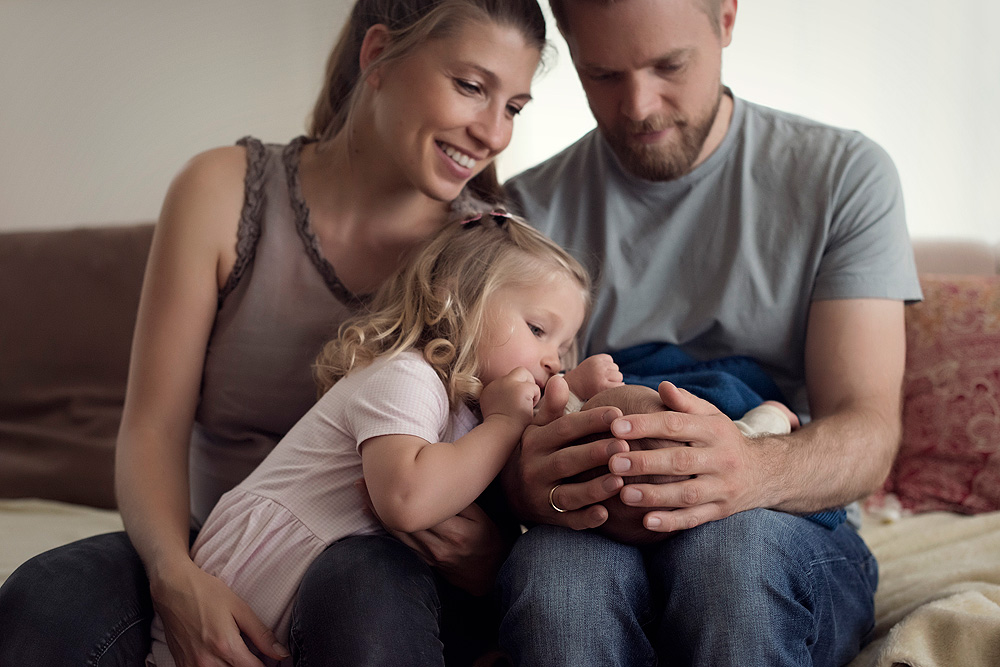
[290,615,306,666]
[88,614,147,667]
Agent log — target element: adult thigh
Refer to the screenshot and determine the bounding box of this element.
[648,509,878,667]
[0,531,152,666]
[498,525,656,667]
[289,534,445,667]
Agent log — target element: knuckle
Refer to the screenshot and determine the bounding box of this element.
[672,448,693,474]
[207,638,230,657]
[581,478,606,503]
[663,411,685,432]
[550,455,575,479]
[680,483,700,505]
[550,416,575,440]
[521,424,541,447]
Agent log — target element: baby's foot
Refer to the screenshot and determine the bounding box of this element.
[762,400,800,430]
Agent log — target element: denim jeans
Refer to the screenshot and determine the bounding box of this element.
[289,533,501,667]
[0,531,497,666]
[0,531,151,666]
[498,509,878,667]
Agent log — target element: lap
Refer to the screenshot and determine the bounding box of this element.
[0,531,152,666]
[500,510,877,666]
[291,533,500,667]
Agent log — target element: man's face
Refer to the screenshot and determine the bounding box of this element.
[562,0,733,181]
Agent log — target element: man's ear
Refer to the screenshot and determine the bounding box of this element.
[359,24,392,88]
[720,0,737,48]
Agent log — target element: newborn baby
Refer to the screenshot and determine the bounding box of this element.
[572,384,793,545]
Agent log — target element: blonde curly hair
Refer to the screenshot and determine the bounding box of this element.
[314,210,590,409]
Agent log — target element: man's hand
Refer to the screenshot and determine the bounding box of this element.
[500,376,627,529]
[606,381,771,533]
[606,299,907,535]
[151,559,288,667]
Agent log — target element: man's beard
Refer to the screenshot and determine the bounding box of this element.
[600,90,722,182]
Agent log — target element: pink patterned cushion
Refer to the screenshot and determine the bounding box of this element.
[882,275,1000,514]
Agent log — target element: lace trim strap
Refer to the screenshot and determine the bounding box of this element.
[219,136,267,305]
[282,137,367,309]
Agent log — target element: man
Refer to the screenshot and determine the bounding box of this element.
[498,0,921,665]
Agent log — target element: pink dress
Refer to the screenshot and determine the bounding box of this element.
[148,351,477,666]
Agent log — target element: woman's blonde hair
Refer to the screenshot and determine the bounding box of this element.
[314,209,590,409]
[309,0,548,205]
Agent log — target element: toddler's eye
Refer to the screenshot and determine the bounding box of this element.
[528,323,544,337]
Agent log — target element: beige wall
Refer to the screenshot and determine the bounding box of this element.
[1,0,351,230]
[3,1,998,241]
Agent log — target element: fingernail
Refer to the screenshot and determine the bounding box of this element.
[646,516,662,528]
[602,409,618,425]
[610,456,631,473]
[274,643,290,657]
[621,487,642,503]
[606,440,626,457]
[612,419,631,435]
[603,476,622,493]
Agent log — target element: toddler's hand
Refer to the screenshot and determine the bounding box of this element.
[480,367,540,428]
[563,354,624,400]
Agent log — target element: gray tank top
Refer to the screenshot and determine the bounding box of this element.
[188,136,361,527]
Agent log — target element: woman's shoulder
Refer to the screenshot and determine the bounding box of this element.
[170,144,249,199]
[154,144,253,280]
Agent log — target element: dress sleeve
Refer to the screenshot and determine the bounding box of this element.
[343,354,451,453]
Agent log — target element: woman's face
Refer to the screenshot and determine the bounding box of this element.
[367,20,541,202]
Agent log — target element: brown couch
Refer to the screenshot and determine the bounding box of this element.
[0,223,153,510]
[2,224,999,665]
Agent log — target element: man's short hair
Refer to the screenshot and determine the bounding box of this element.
[550,0,722,38]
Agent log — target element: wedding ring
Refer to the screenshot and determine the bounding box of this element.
[549,484,569,513]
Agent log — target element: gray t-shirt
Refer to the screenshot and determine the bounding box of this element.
[506,93,922,417]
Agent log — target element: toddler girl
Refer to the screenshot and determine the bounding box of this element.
[147,208,621,666]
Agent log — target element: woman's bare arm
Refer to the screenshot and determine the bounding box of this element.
[115,146,287,665]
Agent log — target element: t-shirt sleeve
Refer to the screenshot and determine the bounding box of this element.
[812,134,922,303]
[344,355,451,453]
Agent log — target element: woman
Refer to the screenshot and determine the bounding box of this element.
[0,1,546,665]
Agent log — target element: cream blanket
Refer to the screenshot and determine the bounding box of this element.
[849,508,1000,667]
[2,499,1000,666]
[0,498,123,583]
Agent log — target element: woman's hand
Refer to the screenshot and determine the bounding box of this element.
[500,376,628,529]
[356,481,506,596]
[151,559,289,666]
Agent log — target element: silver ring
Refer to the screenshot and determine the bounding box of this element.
[549,484,568,513]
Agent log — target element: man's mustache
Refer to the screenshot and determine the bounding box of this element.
[622,115,687,135]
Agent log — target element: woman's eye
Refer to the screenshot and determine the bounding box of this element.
[506,103,524,117]
[455,79,482,95]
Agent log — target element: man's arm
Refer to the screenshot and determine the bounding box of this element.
[605,297,906,532]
